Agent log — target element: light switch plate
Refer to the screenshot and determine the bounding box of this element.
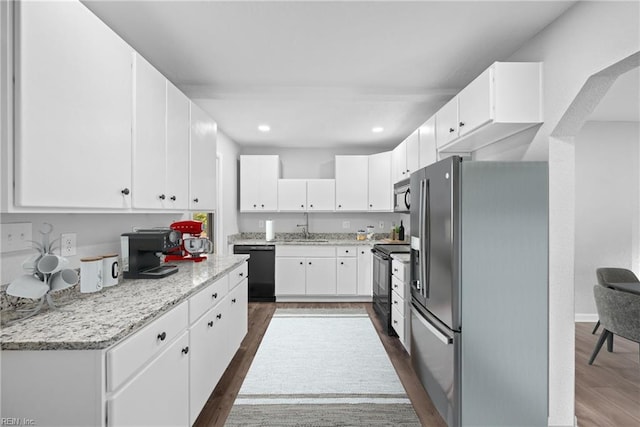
[342,221,350,229]
[1,222,33,253]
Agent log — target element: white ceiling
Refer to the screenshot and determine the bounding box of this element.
[83,0,577,149]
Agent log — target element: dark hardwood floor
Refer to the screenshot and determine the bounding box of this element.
[194,302,446,427]
[194,307,640,427]
[575,322,640,427]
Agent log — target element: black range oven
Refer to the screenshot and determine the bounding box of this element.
[371,243,410,336]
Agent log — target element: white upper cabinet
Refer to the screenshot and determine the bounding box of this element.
[405,130,420,175]
[278,179,307,211]
[15,1,133,208]
[165,82,190,210]
[368,151,392,211]
[418,116,437,169]
[306,180,335,211]
[391,140,407,183]
[437,62,543,153]
[240,155,280,211]
[435,96,459,149]
[189,102,217,211]
[391,129,419,184]
[335,156,368,211]
[132,54,167,209]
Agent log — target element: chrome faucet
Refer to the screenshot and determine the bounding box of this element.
[296,212,310,239]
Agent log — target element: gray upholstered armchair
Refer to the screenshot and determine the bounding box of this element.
[588,284,640,365]
[593,268,640,334]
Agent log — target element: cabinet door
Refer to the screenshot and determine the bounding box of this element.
[368,151,392,211]
[306,258,337,295]
[166,82,190,210]
[391,141,407,183]
[227,279,248,360]
[458,68,491,137]
[275,257,306,295]
[337,258,357,295]
[189,306,227,424]
[405,130,420,175]
[435,96,459,149]
[132,53,167,209]
[418,117,437,169]
[189,103,217,210]
[108,332,189,427]
[240,155,279,211]
[357,248,373,296]
[278,179,307,211]
[307,179,335,211]
[15,1,133,208]
[335,156,368,211]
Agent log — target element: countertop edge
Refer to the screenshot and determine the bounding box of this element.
[1,256,249,351]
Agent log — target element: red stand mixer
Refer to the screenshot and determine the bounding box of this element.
[164,220,213,263]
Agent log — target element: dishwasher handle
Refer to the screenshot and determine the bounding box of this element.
[234,245,275,252]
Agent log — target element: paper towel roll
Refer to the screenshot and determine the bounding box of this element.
[265,220,274,241]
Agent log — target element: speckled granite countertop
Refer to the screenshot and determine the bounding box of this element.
[0,255,248,351]
[228,232,398,247]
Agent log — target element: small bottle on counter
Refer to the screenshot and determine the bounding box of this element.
[398,220,405,241]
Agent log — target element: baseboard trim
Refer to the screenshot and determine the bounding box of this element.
[575,313,598,322]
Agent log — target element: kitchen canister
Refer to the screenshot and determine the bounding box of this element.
[102,254,120,287]
[80,256,103,293]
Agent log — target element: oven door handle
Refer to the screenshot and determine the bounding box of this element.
[371,249,391,261]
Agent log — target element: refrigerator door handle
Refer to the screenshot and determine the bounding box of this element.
[419,179,430,299]
[413,306,452,345]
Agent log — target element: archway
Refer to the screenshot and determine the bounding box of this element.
[548,51,639,425]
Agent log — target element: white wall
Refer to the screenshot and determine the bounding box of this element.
[471,2,640,425]
[0,213,183,285]
[574,121,640,319]
[216,130,241,254]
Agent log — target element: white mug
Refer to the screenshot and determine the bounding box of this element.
[7,274,49,299]
[37,254,69,274]
[80,257,103,293]
[102,254,119,287]
[50,268,79,291]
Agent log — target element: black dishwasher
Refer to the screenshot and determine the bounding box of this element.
[233,245,276,302]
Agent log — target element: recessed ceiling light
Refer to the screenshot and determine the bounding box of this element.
[372,126,384,133]
[258,124,271,132]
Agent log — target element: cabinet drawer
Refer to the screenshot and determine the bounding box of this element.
[277,245,336,257]
[391,305,405,343]
[391,289,405,317]
[336,246,357,257]
[391,259,407,282]
[391,275,406,300]
[229,261,248,289]
[107,301,188,392]
[189,275,229,324]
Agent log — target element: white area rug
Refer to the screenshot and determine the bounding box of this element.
[225,308,420,426]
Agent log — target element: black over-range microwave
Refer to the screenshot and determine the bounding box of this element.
[393,178,410,213]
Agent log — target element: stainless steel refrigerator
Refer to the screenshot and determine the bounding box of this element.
[409,156,548,426]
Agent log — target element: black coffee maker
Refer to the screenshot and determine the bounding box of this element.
[121,229,181,279]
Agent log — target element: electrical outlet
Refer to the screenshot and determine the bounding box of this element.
[61,233,77,256]
[342,221,350,229]
[258,220,265,228]
[1,222,33,253]
[379,221,384,229]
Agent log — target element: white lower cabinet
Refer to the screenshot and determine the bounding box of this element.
[189,304,227,424]
[356,247,373,296]
[275,245,372,300]
[227,279,249,359]
[337,257,357,295]
[391,257,410,353]
[108,331,190,427]
[306,258,337,295]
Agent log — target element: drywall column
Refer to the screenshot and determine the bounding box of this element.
[548,136,576,426]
